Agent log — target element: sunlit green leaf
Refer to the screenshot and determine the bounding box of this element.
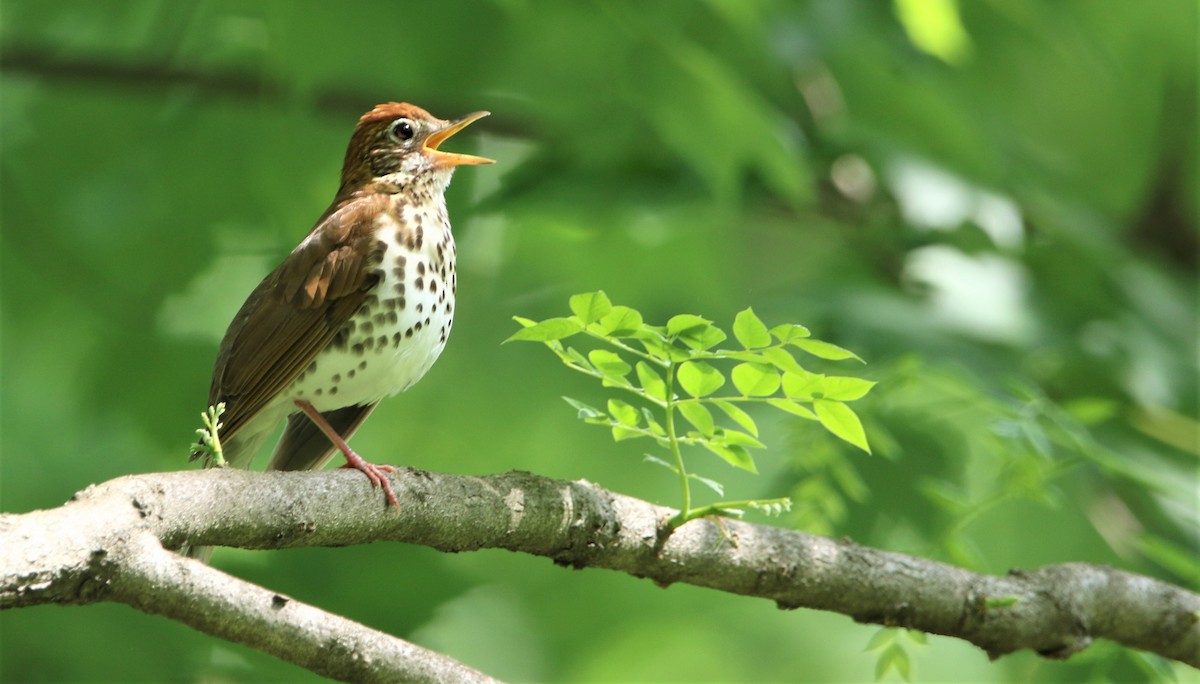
[666,314,711,335]
[598,305,644,336]
[718,428,765,449]
[701,441,757,472]
[814,399,871,453]
[565,347,592,370]
[588,349,631,379]
[793,338,864,362]
[781,369,824,399]
[607,398,639,426]
[821,376,876,402]
[677,401,715,436]
[688,473,725,496]
[636,361,668,401]
[641,407,667,436]
[762,346,807,375]
[770,323,811,343]
[679,324,727,351]
[612,425,643,442]
[767,398,818,420]
[678,361,725,397]
[733,307,772,349]
[732,362,780,396]
[504,317,583,343]
[639,335,689,362]
[711,399,758,436]
[569,291,612,325]
[643,454,679,474]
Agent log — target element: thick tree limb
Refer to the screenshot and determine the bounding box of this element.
[2,467,1197,677]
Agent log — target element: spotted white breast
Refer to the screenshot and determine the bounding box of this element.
[287,197,457,411]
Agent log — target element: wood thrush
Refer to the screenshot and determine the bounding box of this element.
[191,103,492,541]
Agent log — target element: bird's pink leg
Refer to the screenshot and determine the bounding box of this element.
[294,399,399,508]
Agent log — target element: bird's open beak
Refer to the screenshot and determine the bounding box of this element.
[424,111,495,167]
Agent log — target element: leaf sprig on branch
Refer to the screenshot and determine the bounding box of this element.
[507,291,875,527]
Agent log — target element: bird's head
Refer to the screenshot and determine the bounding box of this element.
[339,103,493,196]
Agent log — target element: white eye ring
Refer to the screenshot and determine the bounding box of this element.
[388,118,416,142]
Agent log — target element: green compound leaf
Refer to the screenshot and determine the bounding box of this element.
[702,441,757,473]
[677,401,715,436]
[793,338,864,362]
[569,291,612,325]
[598,305,644,336]
[588,349,632,379]
[767,398,818,420]
[505,317,583,343]
[731,362,781,396]
[711,399,758,436]
[814,398,871,453]
[636,361,668,401]
[607,398,640,426]
[678,360,725,397]
[733,307,772,349]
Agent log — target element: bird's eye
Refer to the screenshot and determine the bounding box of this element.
[388,118,416,142]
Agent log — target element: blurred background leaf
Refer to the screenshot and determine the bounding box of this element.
[1,0,1195,681]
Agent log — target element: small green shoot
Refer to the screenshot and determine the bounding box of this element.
[192,402,227,467]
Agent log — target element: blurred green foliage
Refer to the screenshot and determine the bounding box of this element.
[1,1,1195,682]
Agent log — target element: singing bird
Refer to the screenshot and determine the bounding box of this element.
[190,104,492,556]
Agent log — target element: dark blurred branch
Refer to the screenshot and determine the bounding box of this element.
[0,44,527,136]
[1,467,1197,673]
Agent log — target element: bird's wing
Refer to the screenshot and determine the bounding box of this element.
[209,194,389,441]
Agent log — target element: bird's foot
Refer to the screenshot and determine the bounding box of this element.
[293,399,399,508]
[338,449,400,508]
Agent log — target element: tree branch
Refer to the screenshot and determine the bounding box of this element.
[2,467,1196,677]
